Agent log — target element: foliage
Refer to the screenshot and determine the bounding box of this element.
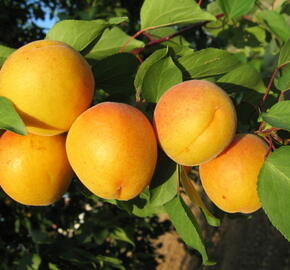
[0,180,170,270]
[0,0,290,268]
[0,0,143,48]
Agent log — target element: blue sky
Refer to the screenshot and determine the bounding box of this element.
[33,8,57,32]
[34,15,56,32]
[28,1,57,33]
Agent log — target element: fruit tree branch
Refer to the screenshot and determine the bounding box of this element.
[260,62,288,109]
[120,13,224,54]
[261,67,279,108]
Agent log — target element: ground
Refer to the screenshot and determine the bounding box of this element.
[154,199,290,270]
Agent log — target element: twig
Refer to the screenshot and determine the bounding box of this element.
[257,127,280,135]
[148,13,224,46]
[261,68,279,106]
[263,135,275,156]
[243,15,253,22]
[119,26,159,53]
[142,32,155,41]
[260,68,279,111]
[135,54,143,63]
[147,24,200,46]
[120,13,224,53]
[271,132,284,145]
[260,63,287,110]
[278,90,284,101]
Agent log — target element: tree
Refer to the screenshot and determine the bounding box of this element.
[0,0,143,47]
[0,0,290,269]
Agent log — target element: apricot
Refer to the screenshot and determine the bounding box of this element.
[154,80,237,166]
[0,40,94,136]
[0,132,73,205]
[199,134,268,214]
[66,102,157,200]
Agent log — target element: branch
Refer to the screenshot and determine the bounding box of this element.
[142,31,155,41]
[264,135,275,155]
[256,127,280,135]
[147,24,200,47]
[119,14,224,53]
[243,15,253,22]
[260,63,286,110]
[119,26,159,53]
[148,13,224,47]
[261,67,279,107]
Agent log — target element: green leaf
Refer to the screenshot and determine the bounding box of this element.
[149,150,178,206]
[46,20,107,51]
[86,27,144,60]
[257,11,290,42]
[134,48,168,95]
[218,63,265,92]
[59,243,116,265]
[147,27,192,54]
[140,0,216,29]
[110,227,135,246]
[118,189,164,217]
[142,56,183,102]
[179,166,220,227]
[215,26,265,48]
[108,17,128,25]
[96,255,125,270]
[31,229,52,244]
[0,45,15,66]
[94,228,109,245]
[217,0,255,19]
[48,263,60,270]
[165,196,213,265]
[278,38,290,66]
[275,64,290,91]
[91,53,139,96]
[217,63,266,102]
[262,101,290,130]
[0,97,27,135]
[207,1,223,15]
[17,253,41,270]
[258,146,290,241]
[245,26,266,45]
[132,193,164,217]
[178,48,241,78]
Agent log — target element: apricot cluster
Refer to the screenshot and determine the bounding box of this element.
[154,80,268,214]
[0,40,96,205]
[0,40,157,205]
[0,40,268,214]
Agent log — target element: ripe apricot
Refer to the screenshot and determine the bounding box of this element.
[66,102,157,200]
[0,132,73,205]
[154,80,237,166]
[0,40,94,136]
[199,134,268,214]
